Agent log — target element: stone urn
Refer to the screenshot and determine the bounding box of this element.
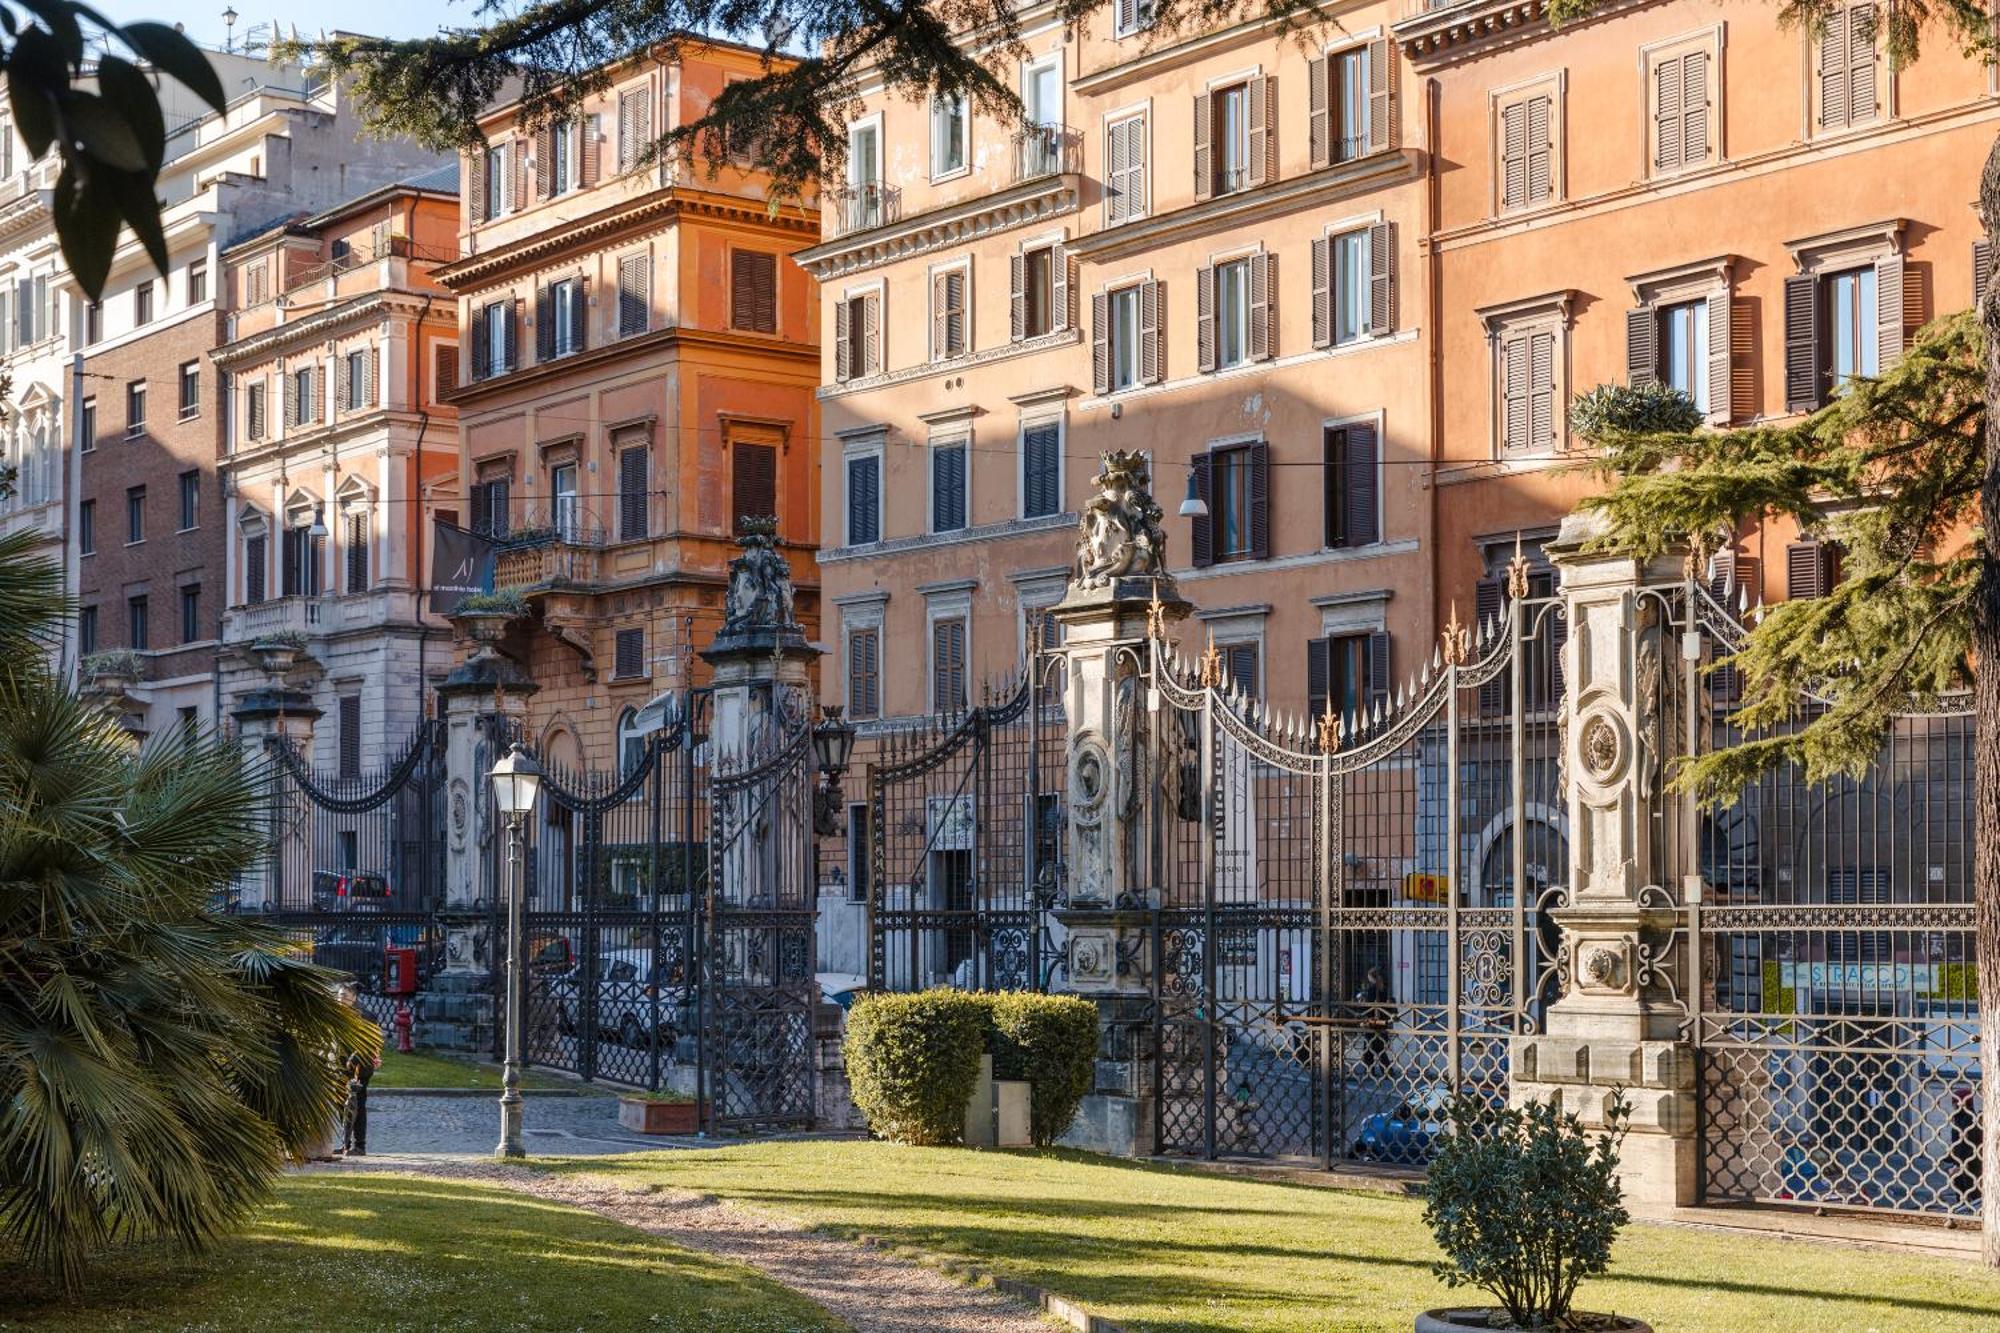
[1416,1311,1651,1332]
[454,609,517,650]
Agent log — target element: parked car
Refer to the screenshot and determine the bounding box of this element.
[1349,1082,1506,1164]
[311,868,393,911]
[543,948,692,1049]
[816,972,869,1013]
[311,923,444,993]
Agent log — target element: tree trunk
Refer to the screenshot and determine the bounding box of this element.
[1976,131,2000,1267]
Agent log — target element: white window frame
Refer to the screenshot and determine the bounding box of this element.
[1214,253,1253,370]
[1480,292,1574,460]
[1106,282,1142,392]
[1101,106,1151,227]
[923,584,975,715]
[1114,0,1155,39]
[837,592,889,719]
[1328,223,1373,346]
[1639,27,1725,179]
[929,93,970,182]
[1489,71,1566,216]
[1022,54,1063,130]
[928,257,972,363]
[551,277,582,358]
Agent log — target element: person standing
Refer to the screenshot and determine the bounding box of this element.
[1355,966,1392,1073]
[339,1045,377,1156]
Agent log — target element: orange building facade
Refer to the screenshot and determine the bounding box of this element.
[440,41,821,771]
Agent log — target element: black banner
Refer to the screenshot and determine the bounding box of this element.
[429,519,494,615]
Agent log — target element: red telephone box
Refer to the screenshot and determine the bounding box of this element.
[383,947,419,997]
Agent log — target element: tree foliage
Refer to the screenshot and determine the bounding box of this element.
[284,0,1333,202]
[0,529,376,1291]
[2,3,226,298]
[1576,312,1983,802]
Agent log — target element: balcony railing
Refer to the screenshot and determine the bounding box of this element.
[492,506,609,592]
[829,182,903,236]
[226,595,323,640]
[1013,125,1082,183]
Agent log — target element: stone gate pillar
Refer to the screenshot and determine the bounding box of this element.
[1047,453,1191,1157]
[231,646,321,913]
[1513,512,1697,1211]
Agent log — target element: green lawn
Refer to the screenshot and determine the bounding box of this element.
[544,1141,2000,1333]
[0,1172,839,1332]
[371,1049,590,1092]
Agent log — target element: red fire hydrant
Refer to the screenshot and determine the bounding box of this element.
[393,1001,415,1054]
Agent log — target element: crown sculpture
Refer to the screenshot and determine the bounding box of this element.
[1075,451,1170,592]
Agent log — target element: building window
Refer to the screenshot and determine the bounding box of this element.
[345,348,372,409]
[1494,319,1561,455]
[1784,251,1901,413]
[1110,286,1139,389]
[1659,299,1710,413]
[1651,47,1713,172]
[134,280,153,326]
[336,695,362,780]
[178,470,199,530]
[281,519,323,597]
[1308,631,1391,722]
[732,441,777,532]
[932,616,968,712]
[1202,80,1258,198]
[188,258,208,305]
[125,380,146,436]
[179,584,201,644]
[434,344,459,400]
[78,605,96,656]
[1332,45,1371,163]
[483,144,507,219]
[1215,445,1254,560]
[1014,243,1067,340]
[618,443,648,541]
[617,707,646,776]
[1113,0,1153,37]
[846,453,880,545]
[290,365,316,426]
[846,120,882,228]
[1199,253,1274,372]
[548,118,572,195]
[931,267,968,361]
[613,626,645,680]
[616,88,652,174]
[1103,115,1148,224]
[618,255,650,336]
[83,301,100,345]
[78,499,94,555]
[178,361,199,420]
[1219,640,1261,697]
[1323,423,1380,549]
[731,251,777,333]
[846,803,873,902]
[931,93,968,177]
[1333,229,1372,345]
[1022,420,1061,519]
[245,533,266,605]
[345,512,369,593]
[244,263,268,306]
[1498,92,1556,212]
[1093,281,1162,394]
[1817,3,1880,132]
[551,462,579,541]
[1217,258,1250,369]
[477,300,514,378]
[127,595,147,650]
[541,277,584,360]
[126,485,145,544]
[931,438,968,534]
[835,292,881,382]
[848,626,881,719]
[78,397,95,452]
[245,382,265,441]
[471,472,510,538]
[1190,440,1269,567]
[1828,266,1880,386]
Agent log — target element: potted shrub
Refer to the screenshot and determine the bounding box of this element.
[1418,1095,1648,1332]
[617,1089,698,1135]
[449,588,527,649]
[79,648,145,688]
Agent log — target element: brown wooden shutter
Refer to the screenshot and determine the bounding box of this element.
[1189,451,1214,567]
[1475,577,1506,713]
[732,442,778,529]
[1140,280,1163,383]
[1306,637,1331,722]
[1501,101,1527,209]
[1526,96,1553,204]
[1783,273,1821,412]
[1848,3,1877,124]
[1626,306,1657,387]
[1368,38,1394,153]
[1249,253,1274,361]
[835,298,853,382]
[338,694,361,779]
[1193,93,1212,201]
[946,270,965,356]
[863,293,882,374]
[1091,291,1109,393]
[619,255,650,336]
[1010,252,1025,341]
[1875,252,1905,370]
[314,364,326,424]
[580,115,600,188]
[1196,264,1216,373]
[1369,221,1396,334]
[1819,8,1850,129]
[618,91,636,171]
[931,273,948,360]
[536,124,554,198]
[1247,440,1271,560]
[1528,330,1556,449]
[1055,247,1073,331]
[615,627,644,679]
[571,277,589,353]
[618,444,648,540]
[1311,236,1331,348]
[1308,56,1329,169]
[466,148,485,224]
[1366,630,1392,713]
[1787,540,1833,599]
[1106,119,1129,223]
[512,138,527,209]
[1502,334,1529,451]
[535,284,554,362]
[732,251,776,333]
[505,298,520,371]
[1248,76,1275,186]
[849,629,880,719]
[1975,240,1994,308]
[1681,51,1710,163]
[1127,116,1148,216]
[1345,422,1379,547]
[364,346,378,407]
[1706,290,1732,424]
[1655,55,1684,170]
[434,345,457,399]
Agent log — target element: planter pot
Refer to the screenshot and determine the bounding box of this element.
[1416,1311,1651,1333]
[618,1096,698,1135]
[456,611,517,648]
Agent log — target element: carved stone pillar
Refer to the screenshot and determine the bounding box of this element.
[1512,511,1697,1211]
[231,686,321,913]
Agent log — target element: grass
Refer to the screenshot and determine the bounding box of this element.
[370,1049,592,1092]
[0,1173,840,1332]
[543,1140,2000,1333]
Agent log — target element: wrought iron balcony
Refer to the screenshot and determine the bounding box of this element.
[829,182,902,236]
[1013,125,1081,183]
[492,506,607,593]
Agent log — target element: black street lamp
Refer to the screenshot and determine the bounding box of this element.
[488,742,543,1159]
[811,705,858,837]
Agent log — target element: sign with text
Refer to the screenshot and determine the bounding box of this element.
[429,519,494,615]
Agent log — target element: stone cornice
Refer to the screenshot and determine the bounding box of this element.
[794,174,1080,282]
[1395,0,1650,66]
[444,323,817,406]
[209,292,438,368]
[817,326,1081,401]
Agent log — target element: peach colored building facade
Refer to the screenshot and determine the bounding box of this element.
[214,171,465,767]
[808,1,1430,732]
[442,41,821,772]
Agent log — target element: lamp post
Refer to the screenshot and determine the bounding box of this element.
[811,705,858,838]
[488,742,543,1159]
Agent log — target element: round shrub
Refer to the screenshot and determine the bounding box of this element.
[844,990,988,1145]
[980,992,1099,1146]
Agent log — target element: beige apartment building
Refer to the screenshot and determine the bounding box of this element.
[804,2,1426,729]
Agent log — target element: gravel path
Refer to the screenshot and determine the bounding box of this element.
[322,1155,1060,1333]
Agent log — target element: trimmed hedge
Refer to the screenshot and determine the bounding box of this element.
[844,990,988,1145]
[982,992,1099,1147]
[843,989,1100,1148]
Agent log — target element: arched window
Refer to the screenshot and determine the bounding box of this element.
[616,707,647,777]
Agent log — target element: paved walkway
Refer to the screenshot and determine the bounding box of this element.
[361,1090,688,1157]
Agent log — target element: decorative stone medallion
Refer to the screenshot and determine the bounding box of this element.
[1069,929,1115,986]
[1580,715,1620,781]
[1069,735,1110,829]
[1576,940,1629,992]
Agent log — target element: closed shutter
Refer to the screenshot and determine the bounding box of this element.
[1819,7,1851,128]
[315,364,327,425]
[1193,92,1212,201]
[1196,264,1216,373]
[1502,334,1529,451]
[346,513,368,593]
[1249,253,1275,361]
[247,382,266,439]
[1344,422,1380,547]
[1976,240,1994,308]
[1308,56,1329,169]
[1655,54,1684,170]
[836,297,854,382]
[933,618,967,711]
[245,535,266,605]
[570,278,589,354]
[615,628,644,679]
[1627,306,1657,387]
[1139,280,1163,383]
[1708,552,1758,702]
[1876,252,1905,371]
[932,270,965,359]
[1476,577,1506,714]
[1365,631,1392,713]
[1054,246,1073,331]
[1106,118,1131,224]
[1010,252,1026,341]
[1223,643,1259,696]
[1023,422,1060,518]
[619,445,648,541]
[488,477,511,538]
[846,455,879,544]
[1311,236,1332,348]
[1681,51,1710,164]
[1526,96,1553,204]
[620,255,650,335]
[1369,221,1397,334]
[536,124,554,198]
[1189,451,1214,567]
[1706,290,1733,424]
[580,115,601,188]
[732,441,778,531]
[732,251,777,332]
[504,299,520,372]
[1528,330,1556,450]
[1368,38,1395,153]
[1501,101,1527,209]
[932,443,966,531]
[1787,540,1834,599]
[1126,117,1148,218]
[1247,440,1271,561]
[1306,637,1331,724]
[1248,75,1276,187]
[849,628,880,719]
[536,284,555,362]
[364,347,378,407]
[511,139,527,210]
[863,293,882,375]
[1091,292,1109,393]
[435,345,458,399]
[339,695,361,780]
[1783,273,1821,412]
[1847,3,1877,125]
[467,148,485,223]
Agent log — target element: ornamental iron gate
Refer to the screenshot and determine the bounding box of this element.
[867,656,1068,994]
[1680,579,1980,1220]
[1149,588,1566,1165]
